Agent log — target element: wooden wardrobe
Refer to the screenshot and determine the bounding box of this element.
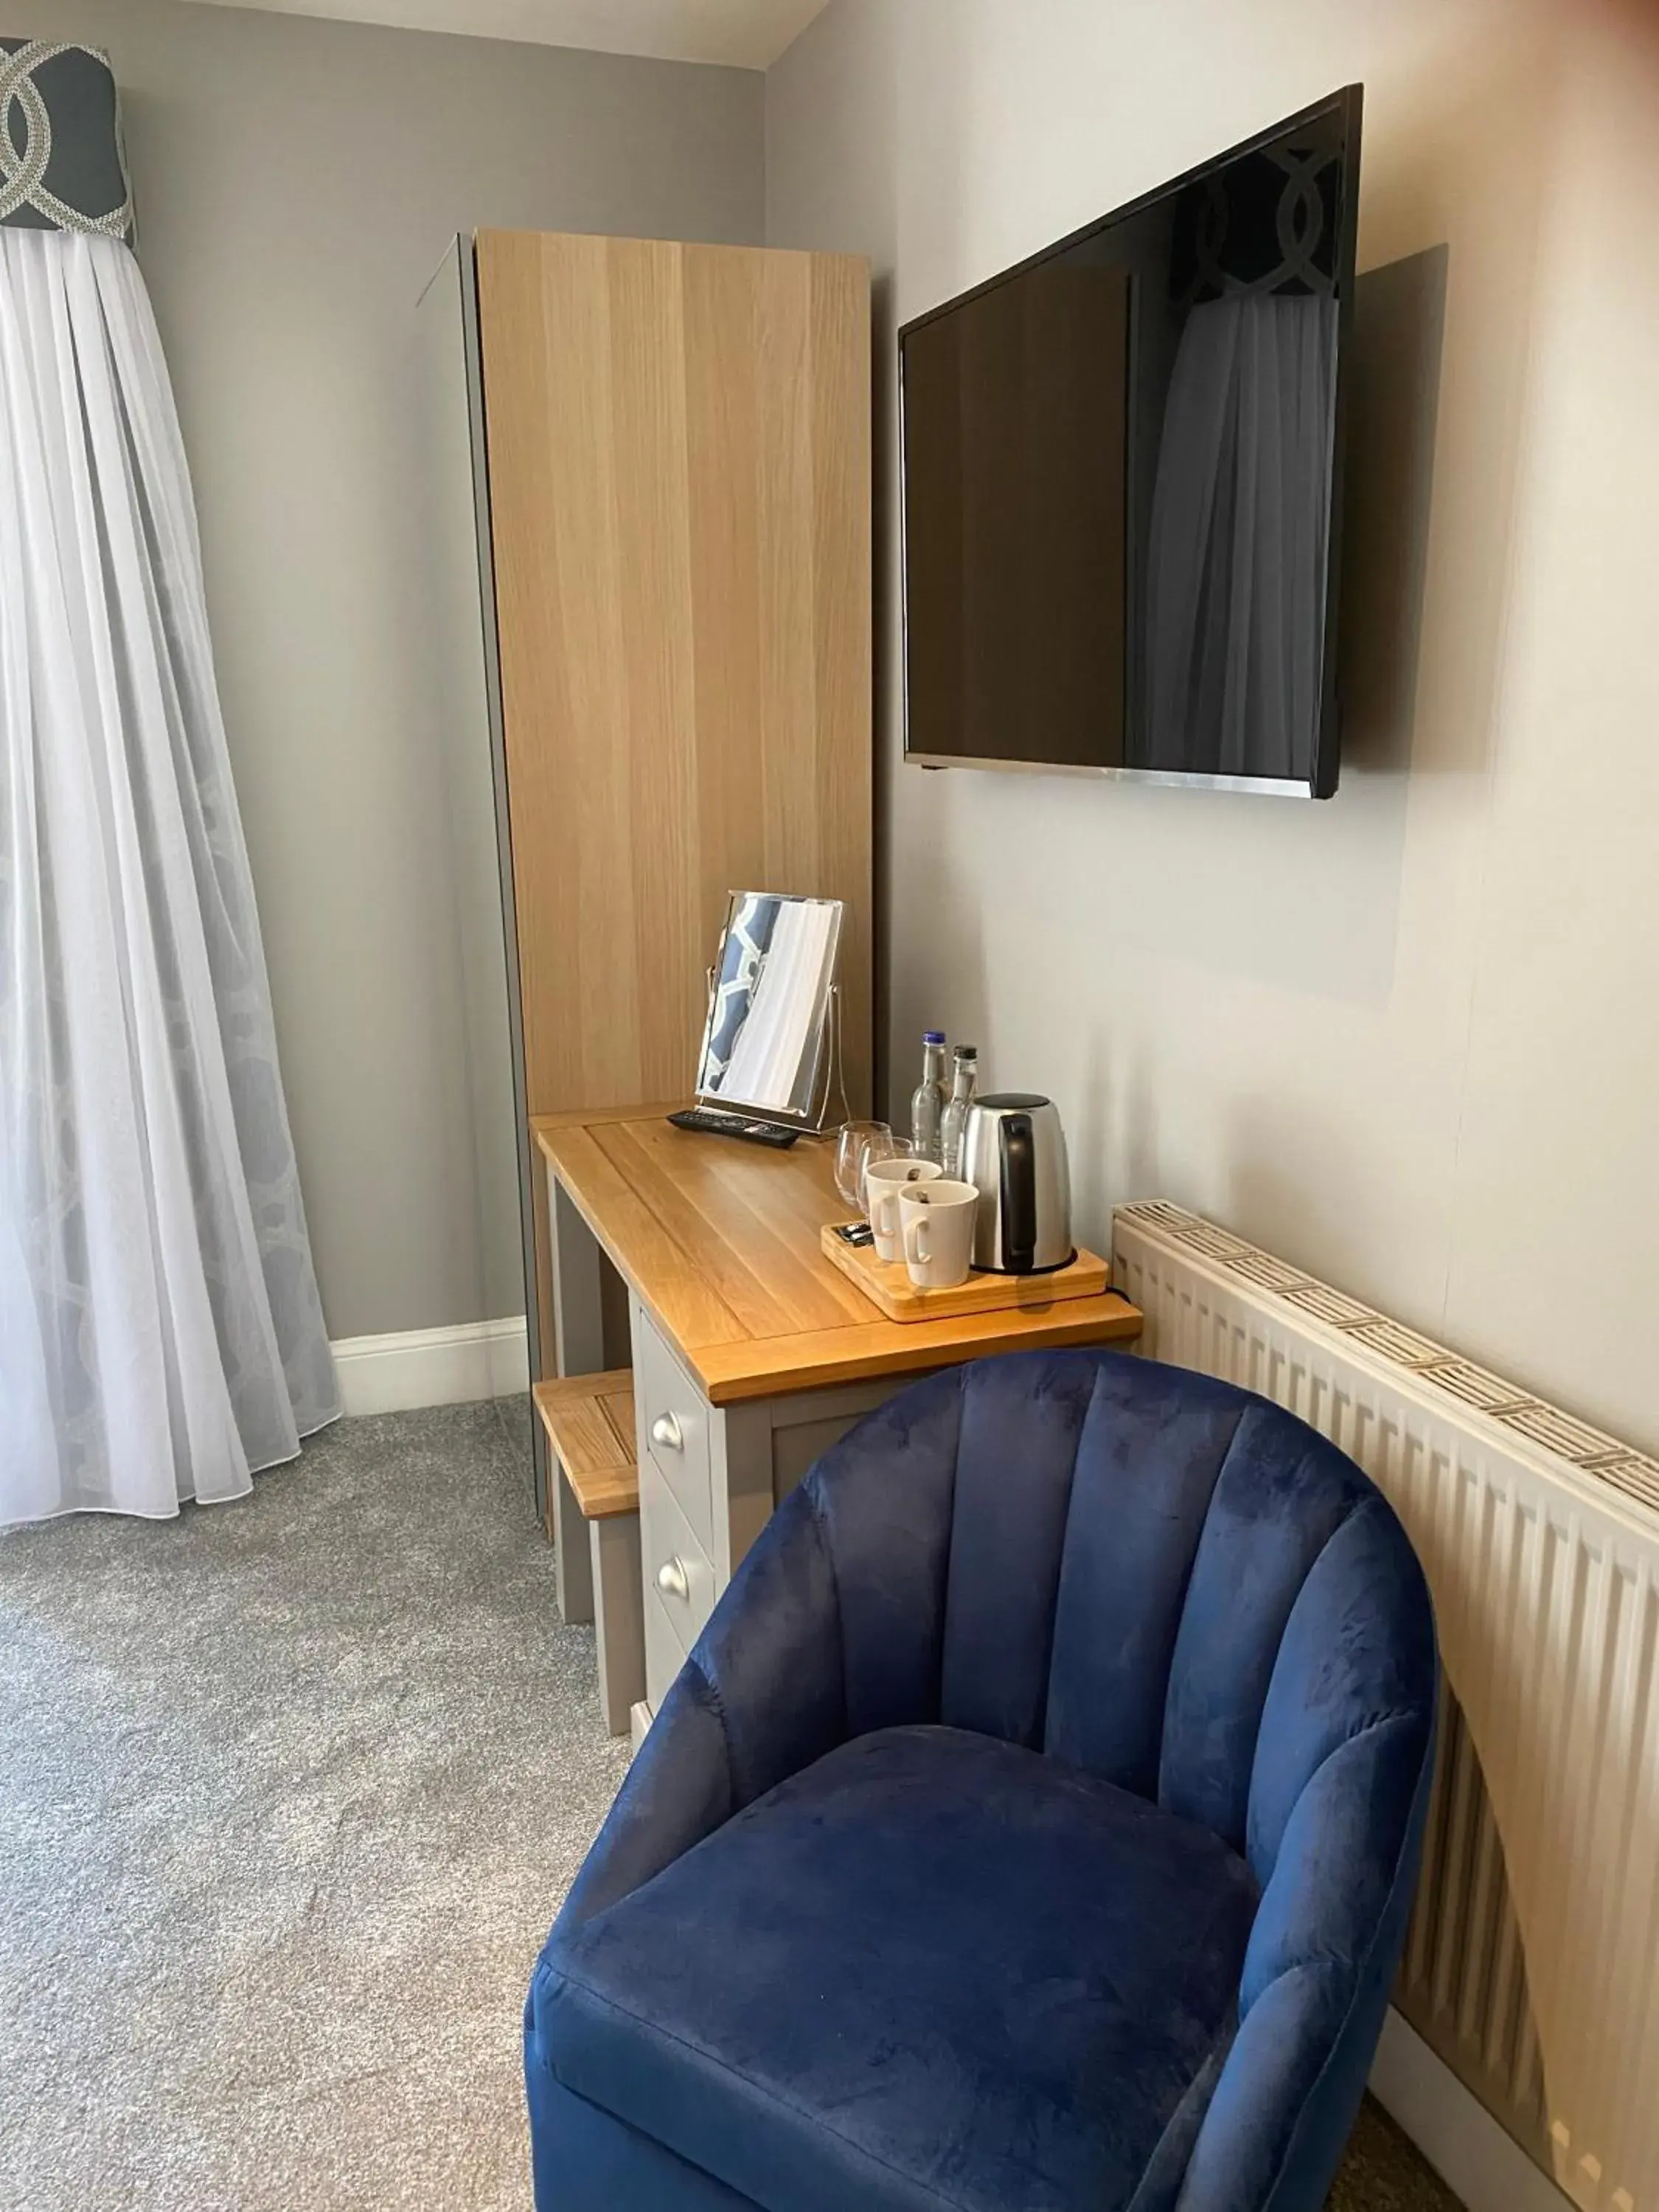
[459,231,873,1484]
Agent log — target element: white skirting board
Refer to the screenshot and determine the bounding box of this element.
[1370,2008,1570,2212]
[330,1316,529,1416]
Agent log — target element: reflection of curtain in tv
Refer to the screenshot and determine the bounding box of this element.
[1142,292,1337,780]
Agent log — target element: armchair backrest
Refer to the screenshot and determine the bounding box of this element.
[804,1349,1435,1893]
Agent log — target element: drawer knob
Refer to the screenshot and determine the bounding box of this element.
[657,1557,691,1603]
[650,1412,684,1453]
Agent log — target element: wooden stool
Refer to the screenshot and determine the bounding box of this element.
[532,1371,644,1736]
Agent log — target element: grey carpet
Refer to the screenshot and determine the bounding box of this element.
[0,1402,628,2211]
[0,1401,1460,2211]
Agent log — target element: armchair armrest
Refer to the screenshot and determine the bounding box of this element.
[554,1480,847,1939]
[1172,1495,1439,2212]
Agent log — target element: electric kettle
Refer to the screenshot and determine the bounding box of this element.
[960,1093,1074,1273]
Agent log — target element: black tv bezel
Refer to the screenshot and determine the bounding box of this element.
[897,84,1364,801]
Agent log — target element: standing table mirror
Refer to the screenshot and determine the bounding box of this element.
[691,893,845,1134]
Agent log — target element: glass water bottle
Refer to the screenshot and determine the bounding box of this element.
[939,1046,978,1178]
[909,1032,947,1164]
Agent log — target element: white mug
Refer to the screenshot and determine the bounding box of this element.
[899,1179,979,1291]
[865,1156,942,1261]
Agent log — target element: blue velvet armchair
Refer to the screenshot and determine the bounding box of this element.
[526,1349,1438,2212]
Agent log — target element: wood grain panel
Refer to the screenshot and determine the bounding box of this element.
[477,234,872,1385]
[807,253,873,1099]
[818,1225,1112,1322]
[596,1122,863,1339]
[535,1111,1142,1407]
[533,1370,638,1520]
[695,1300,1143,1405]
[476,231,872,1122]
[757,251,815,894]
[612,241,699,1104]
[539,1123,751,1352]
[684,246,768,949]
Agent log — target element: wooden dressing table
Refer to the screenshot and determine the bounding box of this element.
[532,1105,1143,1739]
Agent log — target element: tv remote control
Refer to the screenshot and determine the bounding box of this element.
[667,1107,800,1149]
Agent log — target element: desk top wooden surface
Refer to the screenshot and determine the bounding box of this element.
[533,1105,1142,1406]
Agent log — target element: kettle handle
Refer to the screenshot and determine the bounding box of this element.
[999,1114,1037,1273]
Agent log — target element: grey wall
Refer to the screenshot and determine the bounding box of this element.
[766,0,1659,1454]
[13,0,766,1338]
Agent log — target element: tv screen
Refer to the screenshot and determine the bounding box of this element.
[900,88,1362,797]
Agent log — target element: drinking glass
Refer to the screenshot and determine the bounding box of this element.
[834,1121,894,1217]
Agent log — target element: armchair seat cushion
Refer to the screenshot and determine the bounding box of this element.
[529,1722,1262,2212]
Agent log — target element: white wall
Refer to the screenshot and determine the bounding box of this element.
[14,0,765,1339]
[767,0,1659,1453]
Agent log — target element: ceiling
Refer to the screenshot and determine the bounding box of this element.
[178,0,832,69]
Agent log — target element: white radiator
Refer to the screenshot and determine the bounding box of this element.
[1113,1201,1659,2212]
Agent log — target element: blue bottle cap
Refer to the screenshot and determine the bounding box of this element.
[923,1030,946,1043]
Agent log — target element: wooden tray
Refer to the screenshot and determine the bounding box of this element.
[821,1223,1111,1323]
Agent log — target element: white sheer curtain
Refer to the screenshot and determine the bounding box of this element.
[1142,291,1338,782]
[0,228,338,1526]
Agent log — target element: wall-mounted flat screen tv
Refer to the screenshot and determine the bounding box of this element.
[900,87,1363,798]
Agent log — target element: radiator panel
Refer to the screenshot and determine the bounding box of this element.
[1113,1203,1659,2212]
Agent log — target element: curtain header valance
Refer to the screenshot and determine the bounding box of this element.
[1,39,133,243]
